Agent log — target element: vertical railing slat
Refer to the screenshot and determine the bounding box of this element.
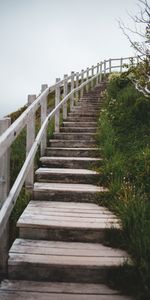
[91,65,94,89]
[41,85,48,156]
[96,63,99,85]
[26,95,36,188]
[86,67,89,92]
[100,62,102,82]
[81,69,84,98]
[120,58,123,73]
[75,72,79,102]
[55,78,60,132]
[109,59,111,74]
[0,117,11,276]
[70,72,74,111]
[63,74,68,120]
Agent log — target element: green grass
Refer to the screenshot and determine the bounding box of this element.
[97,73,150,299]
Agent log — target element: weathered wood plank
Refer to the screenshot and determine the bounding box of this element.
[34,182,108,192]
[0,280,120,294]
[8,239,131,282]
[0,117,11,275]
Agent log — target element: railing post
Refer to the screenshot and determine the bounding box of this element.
[0,117,11,276]
[26,95,36,189]
[81,70,84,98]
[109,59,111,74]
[63,74,68,120]
[91,65,94,89]
[70,72,74,111]
[55,78,60,132]
[96,63,99,85]
[104,60,106,77]
[75,72,79,102]
[100,62,102,82]
[86,67,89,92]
[41,84,48,156]
[120,58,123,73]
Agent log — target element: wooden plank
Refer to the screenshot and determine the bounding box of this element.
[26,95,36,188]
[10,241,127,257]
[20,208,117,218]
[40,157,101,162]
[0,118,11,275]
[0,291,134,300]
[22,208,114,216]
[18,211,119,223]
[0,280,121,294]
[63,75,68,120]
[36,168,98,175]
[40,85,48,156]
[55,78,60,133]
[12,239,118,249]
[34,182,108,192]
[9,253,128,267]
[17,219,120,230]
[21,204,116,214]
[28,201,108,209]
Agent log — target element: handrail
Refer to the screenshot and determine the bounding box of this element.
[0,55,141,241]
[0,75,97,235]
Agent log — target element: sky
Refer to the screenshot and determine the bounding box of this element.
[0,0,140,117]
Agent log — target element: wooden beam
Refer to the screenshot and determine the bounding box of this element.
[0,117,11,276]
[41,85,48,156]
[25,95,36,189]
[55,78,60,133]
[63,75,68,120]
[70,72,74,111]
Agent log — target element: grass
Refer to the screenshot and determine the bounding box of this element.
[97,73,150,299]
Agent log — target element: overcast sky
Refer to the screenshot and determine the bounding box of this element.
[0,0,140,117]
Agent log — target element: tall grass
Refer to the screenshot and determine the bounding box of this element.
[98,73,150,299]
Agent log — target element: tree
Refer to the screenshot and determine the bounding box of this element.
[119,0,150,97]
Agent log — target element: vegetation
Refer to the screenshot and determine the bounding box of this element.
[98,72,150,299]
[119,0,150,97]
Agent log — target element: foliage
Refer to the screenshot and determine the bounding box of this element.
[98,73,150,298]
[118,0,150,97]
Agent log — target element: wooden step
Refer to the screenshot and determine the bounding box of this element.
[36,168,100,184]
[63,121,97,127]
[81,95,100,103]
[68,113,99,118]
[8,239,130,282]
[53,133,96,141]
[72,107,99,112]
[49,139,96,148]
[40,156,102,169]
[33,182,108,202]
[66,117,98,122]
[0,280,134,300]
[78,102,101,107]
[17,201,121,242]
[60,127,97,133]
[45,147,99,157]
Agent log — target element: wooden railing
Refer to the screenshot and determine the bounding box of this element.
[0,55,139,274]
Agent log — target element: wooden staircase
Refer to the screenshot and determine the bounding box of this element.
[0,84,133,299]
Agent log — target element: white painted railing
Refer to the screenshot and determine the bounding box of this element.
[0,55,139,273]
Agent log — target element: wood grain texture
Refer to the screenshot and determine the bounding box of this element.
[0,280,134,300]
